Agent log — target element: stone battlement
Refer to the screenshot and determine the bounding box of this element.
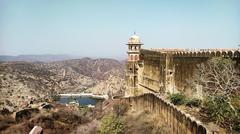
[147,48,240,52]
[140,48,240,58]
[142,48,240,58]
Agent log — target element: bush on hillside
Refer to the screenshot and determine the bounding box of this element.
[99,114,125,134]
[186,98,202,107]
[113,101,129,116]
[201,95,240,131]
[51,94,60,102]
[169,93,186,105]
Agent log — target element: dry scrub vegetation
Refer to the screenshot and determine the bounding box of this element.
[99,100,170,134]
[0,103,92,134]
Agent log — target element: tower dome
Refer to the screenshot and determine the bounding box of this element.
[128,34,142,44]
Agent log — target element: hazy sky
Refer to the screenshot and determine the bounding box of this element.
[0,0,240,59]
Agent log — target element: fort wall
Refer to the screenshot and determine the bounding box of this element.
[122,93,226,134]
[136,49,240,96]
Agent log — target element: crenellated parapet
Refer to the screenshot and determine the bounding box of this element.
[142,48,240,58]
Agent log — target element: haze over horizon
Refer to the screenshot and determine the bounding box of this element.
[0,0,240,59]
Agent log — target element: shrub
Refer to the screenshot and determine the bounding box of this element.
[78,106,92,116]
[233,123,240,132]
[0,115,15,131]
[99,114,125,134]
[0,108,11,115]
[51,94,60,102]
[113,101,129,116]
[202,95,240,131]
[169,93,185,105]
[186,98,202,107]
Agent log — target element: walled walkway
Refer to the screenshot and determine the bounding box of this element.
[121,93,227,134]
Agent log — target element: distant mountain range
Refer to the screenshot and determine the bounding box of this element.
[0,55,79,62]
[0,55,126,62]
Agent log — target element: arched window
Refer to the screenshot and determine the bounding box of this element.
[135,55,138,60]
[131,55,133,61]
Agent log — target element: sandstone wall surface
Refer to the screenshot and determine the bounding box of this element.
[122,93,226,134]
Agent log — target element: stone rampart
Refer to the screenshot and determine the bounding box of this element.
[137,49,240,95]
[122,93,225,134]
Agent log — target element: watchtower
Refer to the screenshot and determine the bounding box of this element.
[125,33,143,96]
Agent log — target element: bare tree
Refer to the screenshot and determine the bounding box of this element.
[190,57,240,97]
[188,57,240,114]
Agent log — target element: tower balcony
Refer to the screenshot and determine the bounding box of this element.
[127,51,140,54]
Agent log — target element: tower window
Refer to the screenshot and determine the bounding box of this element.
[130,55,133,61]
[135,55,138,60]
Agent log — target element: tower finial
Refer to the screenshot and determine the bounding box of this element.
[134,31,136,35]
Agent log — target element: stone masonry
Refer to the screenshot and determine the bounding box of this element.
[125,34,240,96]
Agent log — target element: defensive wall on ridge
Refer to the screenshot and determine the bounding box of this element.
[122,93,227,134]
[124,35,239,133]
[136,49,240,96]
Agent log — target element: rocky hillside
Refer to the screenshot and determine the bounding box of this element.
[0,58,126,112]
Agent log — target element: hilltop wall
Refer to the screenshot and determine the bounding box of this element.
[136,49,240,95]
[122,93,226,134]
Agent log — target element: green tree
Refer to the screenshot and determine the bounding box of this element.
[168,93,186,105]
[99,114,125,134]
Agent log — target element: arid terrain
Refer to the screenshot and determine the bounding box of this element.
[0,58,125,112]
[0,57,128,134]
